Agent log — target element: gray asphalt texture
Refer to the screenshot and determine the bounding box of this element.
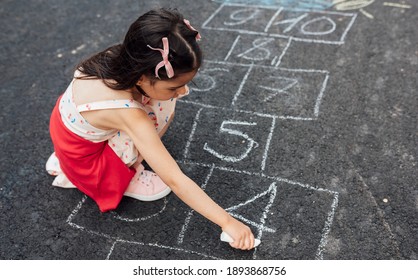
[1,0,417,260]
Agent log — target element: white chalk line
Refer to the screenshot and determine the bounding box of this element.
[201,2,226,29]
[359,8,374,19]
[268,34,347,45]
[106,240,118,260]
[183,107,204,160]
[105,239,221,260]
[351,163,401,258]
[275,37,293,67]
[264,7,283,33]
[253,182,278,259]
[261,116,276,171]
[217,2,358,16]
[181,89,324,121]
[178,159,338,195]
[177,99,277,119]
[315,191,339,260]
[231,63,254,106]
[214,2,358,16]
[205,60,330,73]
[383,2,412,9]
[179,98,317,120]
[113,239,222,260]
[270,55,279,66]
[340,12,358,43]
[110,197,169,222]
[224,34,241,61]
[177,164,215,245]
[204,26,348,45]
[66,194,87,224]
[314,72,330,117]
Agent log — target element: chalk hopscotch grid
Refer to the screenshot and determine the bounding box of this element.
[202,3,358,45]
[63,2,358,260]
[65,97,338,258]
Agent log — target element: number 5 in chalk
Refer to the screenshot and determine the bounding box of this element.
[220,232,261,247]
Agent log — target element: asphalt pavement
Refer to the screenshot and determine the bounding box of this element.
[1,0,417,260]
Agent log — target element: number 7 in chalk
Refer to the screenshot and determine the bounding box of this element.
[220,232,261,247]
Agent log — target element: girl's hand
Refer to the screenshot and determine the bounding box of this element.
[222,217,255,250]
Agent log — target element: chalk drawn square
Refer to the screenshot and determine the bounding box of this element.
[183,107,275,172]
[266,9,357,44]
[186,61,251,108]
[234,66,329,119]
[202,4,278,34]
[223,34,291,66]
[177,167,336,259]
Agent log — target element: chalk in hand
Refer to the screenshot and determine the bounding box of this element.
[220,232,261,247]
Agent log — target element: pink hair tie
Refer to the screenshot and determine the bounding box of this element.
[184,19,201,41]
[147,37,175,79]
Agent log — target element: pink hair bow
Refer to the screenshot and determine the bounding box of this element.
[147,37,175,79]
[184,19,201,41]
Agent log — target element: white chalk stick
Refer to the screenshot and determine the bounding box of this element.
[220,232,261,247]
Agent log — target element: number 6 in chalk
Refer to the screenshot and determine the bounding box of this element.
[220,232,261,247]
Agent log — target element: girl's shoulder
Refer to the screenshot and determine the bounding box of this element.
[72,74,135,107]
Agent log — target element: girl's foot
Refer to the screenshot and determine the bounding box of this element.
[124,164,171,201]
[45,152,61,176]
[46,152,77,188]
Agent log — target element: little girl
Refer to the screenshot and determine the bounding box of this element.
[46,8,256,250]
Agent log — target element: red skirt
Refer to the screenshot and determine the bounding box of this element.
[49,95,136,212]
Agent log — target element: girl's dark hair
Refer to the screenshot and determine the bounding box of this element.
[76,8,202,90]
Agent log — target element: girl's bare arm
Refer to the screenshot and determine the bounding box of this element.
[113,108,255,250]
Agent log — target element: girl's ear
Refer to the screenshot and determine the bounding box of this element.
[136,75,151,86]
[136,75,145,86]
